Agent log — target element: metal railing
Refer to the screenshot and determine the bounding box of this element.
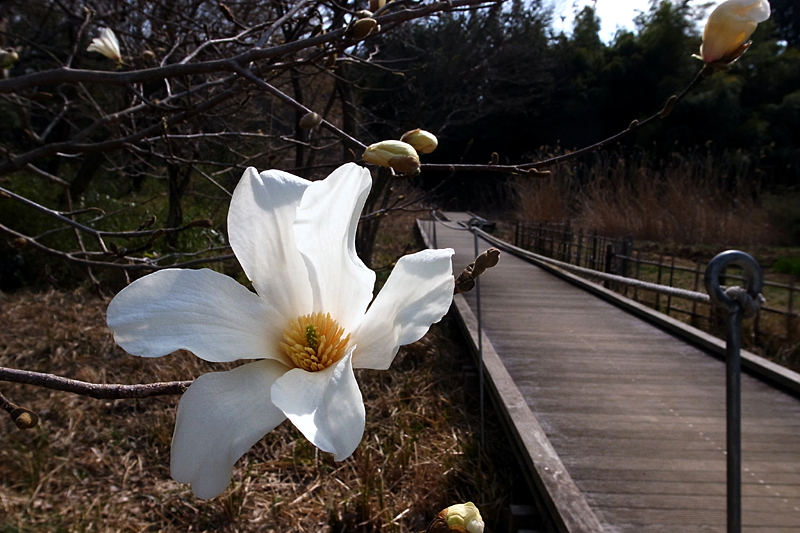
[425,213,766,533]
[514,220,798,342]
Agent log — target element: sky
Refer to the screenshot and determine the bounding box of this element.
[551,0,712,43]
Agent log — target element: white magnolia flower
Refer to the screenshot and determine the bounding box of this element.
[87,27,122,62]
[700,0,770,63]
[106,163,454,499]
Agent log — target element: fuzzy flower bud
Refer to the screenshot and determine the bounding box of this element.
[446,503,484,533]
[699,0,770,63]
[0,49,19,69]
[87,27,122,63]
[362,140,420,175]
[299,112,323,129]
[400,128,438,154]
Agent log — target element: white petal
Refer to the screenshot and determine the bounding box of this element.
[228,167,313,319]
[353,249,454,370]
[170,360,288,499]
[293,163,375,332]
[107,268,287,364]
[271,350,365,461]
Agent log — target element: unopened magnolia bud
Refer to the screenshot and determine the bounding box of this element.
[355,10,373,18]
[369,0,386,11]
[472,248,500,276]
[12,237,27,249]
[10,406,39,430]
[187,218,213,228]
[454,275,475,294]
[0,49,19,69]
[299,112,323,129]
[699,0,770,63]
[660,95,678,118]
[400,128,438,154]
[141,50,156,61]
[347,18,379,40]
[445,502,484,533]
[363,140,420,175]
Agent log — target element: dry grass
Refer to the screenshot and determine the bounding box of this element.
[0,211,521,533]
[513,149,782,246]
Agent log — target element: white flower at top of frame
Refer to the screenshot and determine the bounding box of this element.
[700,0,770,63]
[87,27,122,62]
[106,162,455,499]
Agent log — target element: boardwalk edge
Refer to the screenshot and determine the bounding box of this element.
[452,294,606,533]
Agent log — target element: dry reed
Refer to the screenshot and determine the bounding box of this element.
[513,148,782,246]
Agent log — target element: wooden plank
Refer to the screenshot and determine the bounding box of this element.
[452,293,605,533]
[419,215,800,532]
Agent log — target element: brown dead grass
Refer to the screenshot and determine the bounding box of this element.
[514,149,782,246]
[0,210,520,533]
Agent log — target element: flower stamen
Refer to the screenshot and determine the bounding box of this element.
[281,312,350,372]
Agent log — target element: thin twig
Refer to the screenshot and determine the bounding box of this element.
[0,367,191,399]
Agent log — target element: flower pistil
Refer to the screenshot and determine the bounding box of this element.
[281,312,350,371]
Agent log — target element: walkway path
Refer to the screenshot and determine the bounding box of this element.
[421,213,800,532]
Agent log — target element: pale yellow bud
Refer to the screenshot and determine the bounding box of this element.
[0,49,19,69]
[362,140,420,175]
[700,0,770,63]
[400,128,438,154]
[87,27,122,63]
[446,502,484,533]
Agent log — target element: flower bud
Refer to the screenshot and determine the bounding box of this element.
[0,48,19,69]
[141,50,156,61]
[347,18,379,40]
[699,0,770,64]
[299,112,323,129]
[472,248,500,277]
[427,502,484,533]
[87,27,122,63]
[370,0,386,11]
[7,405,39,430]
[446,502,484,533]
[400,128,438,154]
[362,140,420,175]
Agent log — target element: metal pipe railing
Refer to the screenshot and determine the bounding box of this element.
[705,251,764,533]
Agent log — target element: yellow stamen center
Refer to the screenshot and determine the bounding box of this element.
[280,312,351,372]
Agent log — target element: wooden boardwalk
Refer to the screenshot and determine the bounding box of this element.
[420,213,800,532]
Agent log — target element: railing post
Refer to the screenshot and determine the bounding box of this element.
[433,211,438,249]
[468,218,485,449]
[705,251,764,533]
[604,243,614,289]
[787,282,794,340]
